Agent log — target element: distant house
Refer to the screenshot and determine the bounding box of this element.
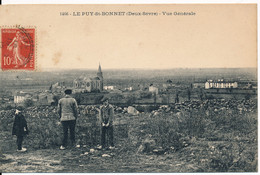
[104,86,114,90]
[14,91,32,103]
[205,79,238,89]
[125,87,133,91]
[50,82,66,93]
[163,79,174,89]
[149,84,159,95]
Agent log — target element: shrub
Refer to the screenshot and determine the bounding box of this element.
[139,111,207,150]
[126,95,136,106]
[139,91,152,99]
[24,99,34,108]
[207,142,257,172]
[211,110,257,134]
[5,105,13,110]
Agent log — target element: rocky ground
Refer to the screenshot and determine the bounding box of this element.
[0,99,258,172]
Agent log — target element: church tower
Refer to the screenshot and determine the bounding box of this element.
[97,63,103,91]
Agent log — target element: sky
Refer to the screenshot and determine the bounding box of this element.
[0,4,257,70]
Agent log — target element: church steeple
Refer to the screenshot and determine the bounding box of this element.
[98,63,102,73]
[97,63,103,91]
[97,63,103,79]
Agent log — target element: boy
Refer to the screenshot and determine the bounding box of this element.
[12,106,29,152]
[98,97,115,150]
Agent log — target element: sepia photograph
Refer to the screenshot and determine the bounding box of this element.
[0,4,258,173]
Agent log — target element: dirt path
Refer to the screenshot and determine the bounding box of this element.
[1,149,63,172]
[1,146,199,172]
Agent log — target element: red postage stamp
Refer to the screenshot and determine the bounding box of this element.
[1,28,35,70]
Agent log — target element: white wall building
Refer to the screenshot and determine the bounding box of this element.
[149,85,159,94]
[14,91,32,103]
[205,80,238,89]
[104,86,114,90]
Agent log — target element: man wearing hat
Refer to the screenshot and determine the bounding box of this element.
[98,97,115,149]
[12,106,29,152]
[58,89,78,150]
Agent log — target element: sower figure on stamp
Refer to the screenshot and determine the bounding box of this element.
[7,31,30,67]
[58,89,78,150]
[98,97,115,150]
[12,106,29,152]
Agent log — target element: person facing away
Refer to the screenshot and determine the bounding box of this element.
[12,106,29,152]
[58,89,78,150]
[98,97,115,150]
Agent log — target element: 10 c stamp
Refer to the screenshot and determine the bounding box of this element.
[1,27,35,70]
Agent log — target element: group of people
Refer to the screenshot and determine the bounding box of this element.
[12,89,115,152]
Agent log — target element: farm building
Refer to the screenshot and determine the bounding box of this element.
[14,91,33,103]
[163,79,174,89]
[50,82,66,93]
[149,84,159,95]
[205,79,238,89]
[104,86,114,90]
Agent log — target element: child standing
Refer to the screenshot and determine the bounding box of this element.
[12,106,29,152]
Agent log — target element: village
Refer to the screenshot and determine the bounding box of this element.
[0,65,257,110]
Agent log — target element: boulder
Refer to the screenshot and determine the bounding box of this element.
[137,138,156,153]
[153,148,165,155]
[165,107,171,112]
[127,106,139,115]
[102,154,111,158]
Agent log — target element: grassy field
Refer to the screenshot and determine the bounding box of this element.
[0,99,257,172]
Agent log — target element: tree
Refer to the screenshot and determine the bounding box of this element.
[245,93,251,100]
[140,91,152,99]
[175,93,179,103]
[187,89,191,101]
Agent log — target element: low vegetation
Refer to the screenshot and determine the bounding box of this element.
[0,98,257,172]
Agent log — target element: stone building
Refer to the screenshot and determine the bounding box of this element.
[73,64,104,93]
[149,84,159,95]
[205,79,238,89]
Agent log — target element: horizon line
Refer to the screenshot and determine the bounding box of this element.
[40,67,257,71]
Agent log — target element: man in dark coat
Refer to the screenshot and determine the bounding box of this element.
[12,106,29,152]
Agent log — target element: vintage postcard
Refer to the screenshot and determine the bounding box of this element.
[0,4,257,173]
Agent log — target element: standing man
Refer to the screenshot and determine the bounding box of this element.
[98,97,115,150]
[12,106,29,152]
[58,89,78,150]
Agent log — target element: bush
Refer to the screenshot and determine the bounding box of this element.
[211,111,257,134]
[138,111,207,150]
[5,105,13,110]
[126,95,136,106]
[24,99,34,107]
[207,142,257,172]
[139,91,152,99]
